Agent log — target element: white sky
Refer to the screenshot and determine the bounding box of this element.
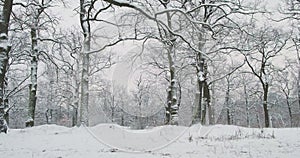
[55,0,284,29]
[52,0,293,91]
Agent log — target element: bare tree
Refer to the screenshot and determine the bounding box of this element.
[241,73,252,127]
[273,63,298,127]
[244,26,288,127]
[11,0,62,127]
[47,29,83,126]
[0,0,13,133]
[78,0,91,125]
[187,0,263,125]
[78,0,147,125]
[281,0,300,111]
[91,0,263,126]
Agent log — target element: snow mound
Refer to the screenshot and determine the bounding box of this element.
[1,124,300,158]
[186,124,276,141]
[87,123,188,152]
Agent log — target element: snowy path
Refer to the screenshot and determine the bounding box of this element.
[1,124,300,158]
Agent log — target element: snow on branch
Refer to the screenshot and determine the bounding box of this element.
[102,0,263,59]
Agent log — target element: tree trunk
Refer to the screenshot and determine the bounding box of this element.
[207,85,214,124]
[193,46,209,125]
[26,26,38,127]
[74,55,80,126]
[121,112,124,126]
[138,97,142,129]
[190,1,210,125]
[166,46,178,125]
[111,107,115,123]
[209,82,215,125]
[0,0,13,131]
[285,96,293,127]
[79,0,91,126]
[256,112,261,128]
[263,84,270,128]
[80,51,90,125]
[192,58,204,124]
[201,60,210,125]
[3,98,9,124]
[225,82,230,125]
[243,81,250,127]
[111,96,115,122]
[202,81,210,125]
[165,92,171,124]
[201,101,206,125]
[72,107,78,127]
[164,5,178,125]
[298,65,300,110]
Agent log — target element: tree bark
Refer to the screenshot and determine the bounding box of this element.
[166,45,178,125]
[201,60,211,125]
[192,58,204,124]
[298,65,300,110]
[243,81,250,127]
[72,107,78,127]
[79,0,90,126]
[26,27,38,127]
[202,81,210,125]
[284,93,293,127]
[74,51,80,126]
[164,3,178,125]
[256,112,261,128]
[205,71,214,124]
[225,81,231,125]
[263,84,270,128]
[209,82,215,125]
[287,99,293,127]
[3,98,9,124]
[0,0,13,129]
[80,50,90,125]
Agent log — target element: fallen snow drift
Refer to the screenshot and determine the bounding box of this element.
[0,124,300,158]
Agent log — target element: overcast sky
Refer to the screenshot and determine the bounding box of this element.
[53,0,291,91]
[55,0,285,29]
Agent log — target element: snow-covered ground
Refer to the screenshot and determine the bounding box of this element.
[1,124,300,158]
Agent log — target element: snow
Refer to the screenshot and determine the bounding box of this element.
[171,79,176,83]
[171,104,178,109]
[0,33,7,39]
[198,71,205,81]
[1,124,300,158]
[172,96,177,101]
[0,38,8,50]
[25,118,34,123]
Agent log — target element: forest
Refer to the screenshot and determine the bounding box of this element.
[1,0,300,133]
